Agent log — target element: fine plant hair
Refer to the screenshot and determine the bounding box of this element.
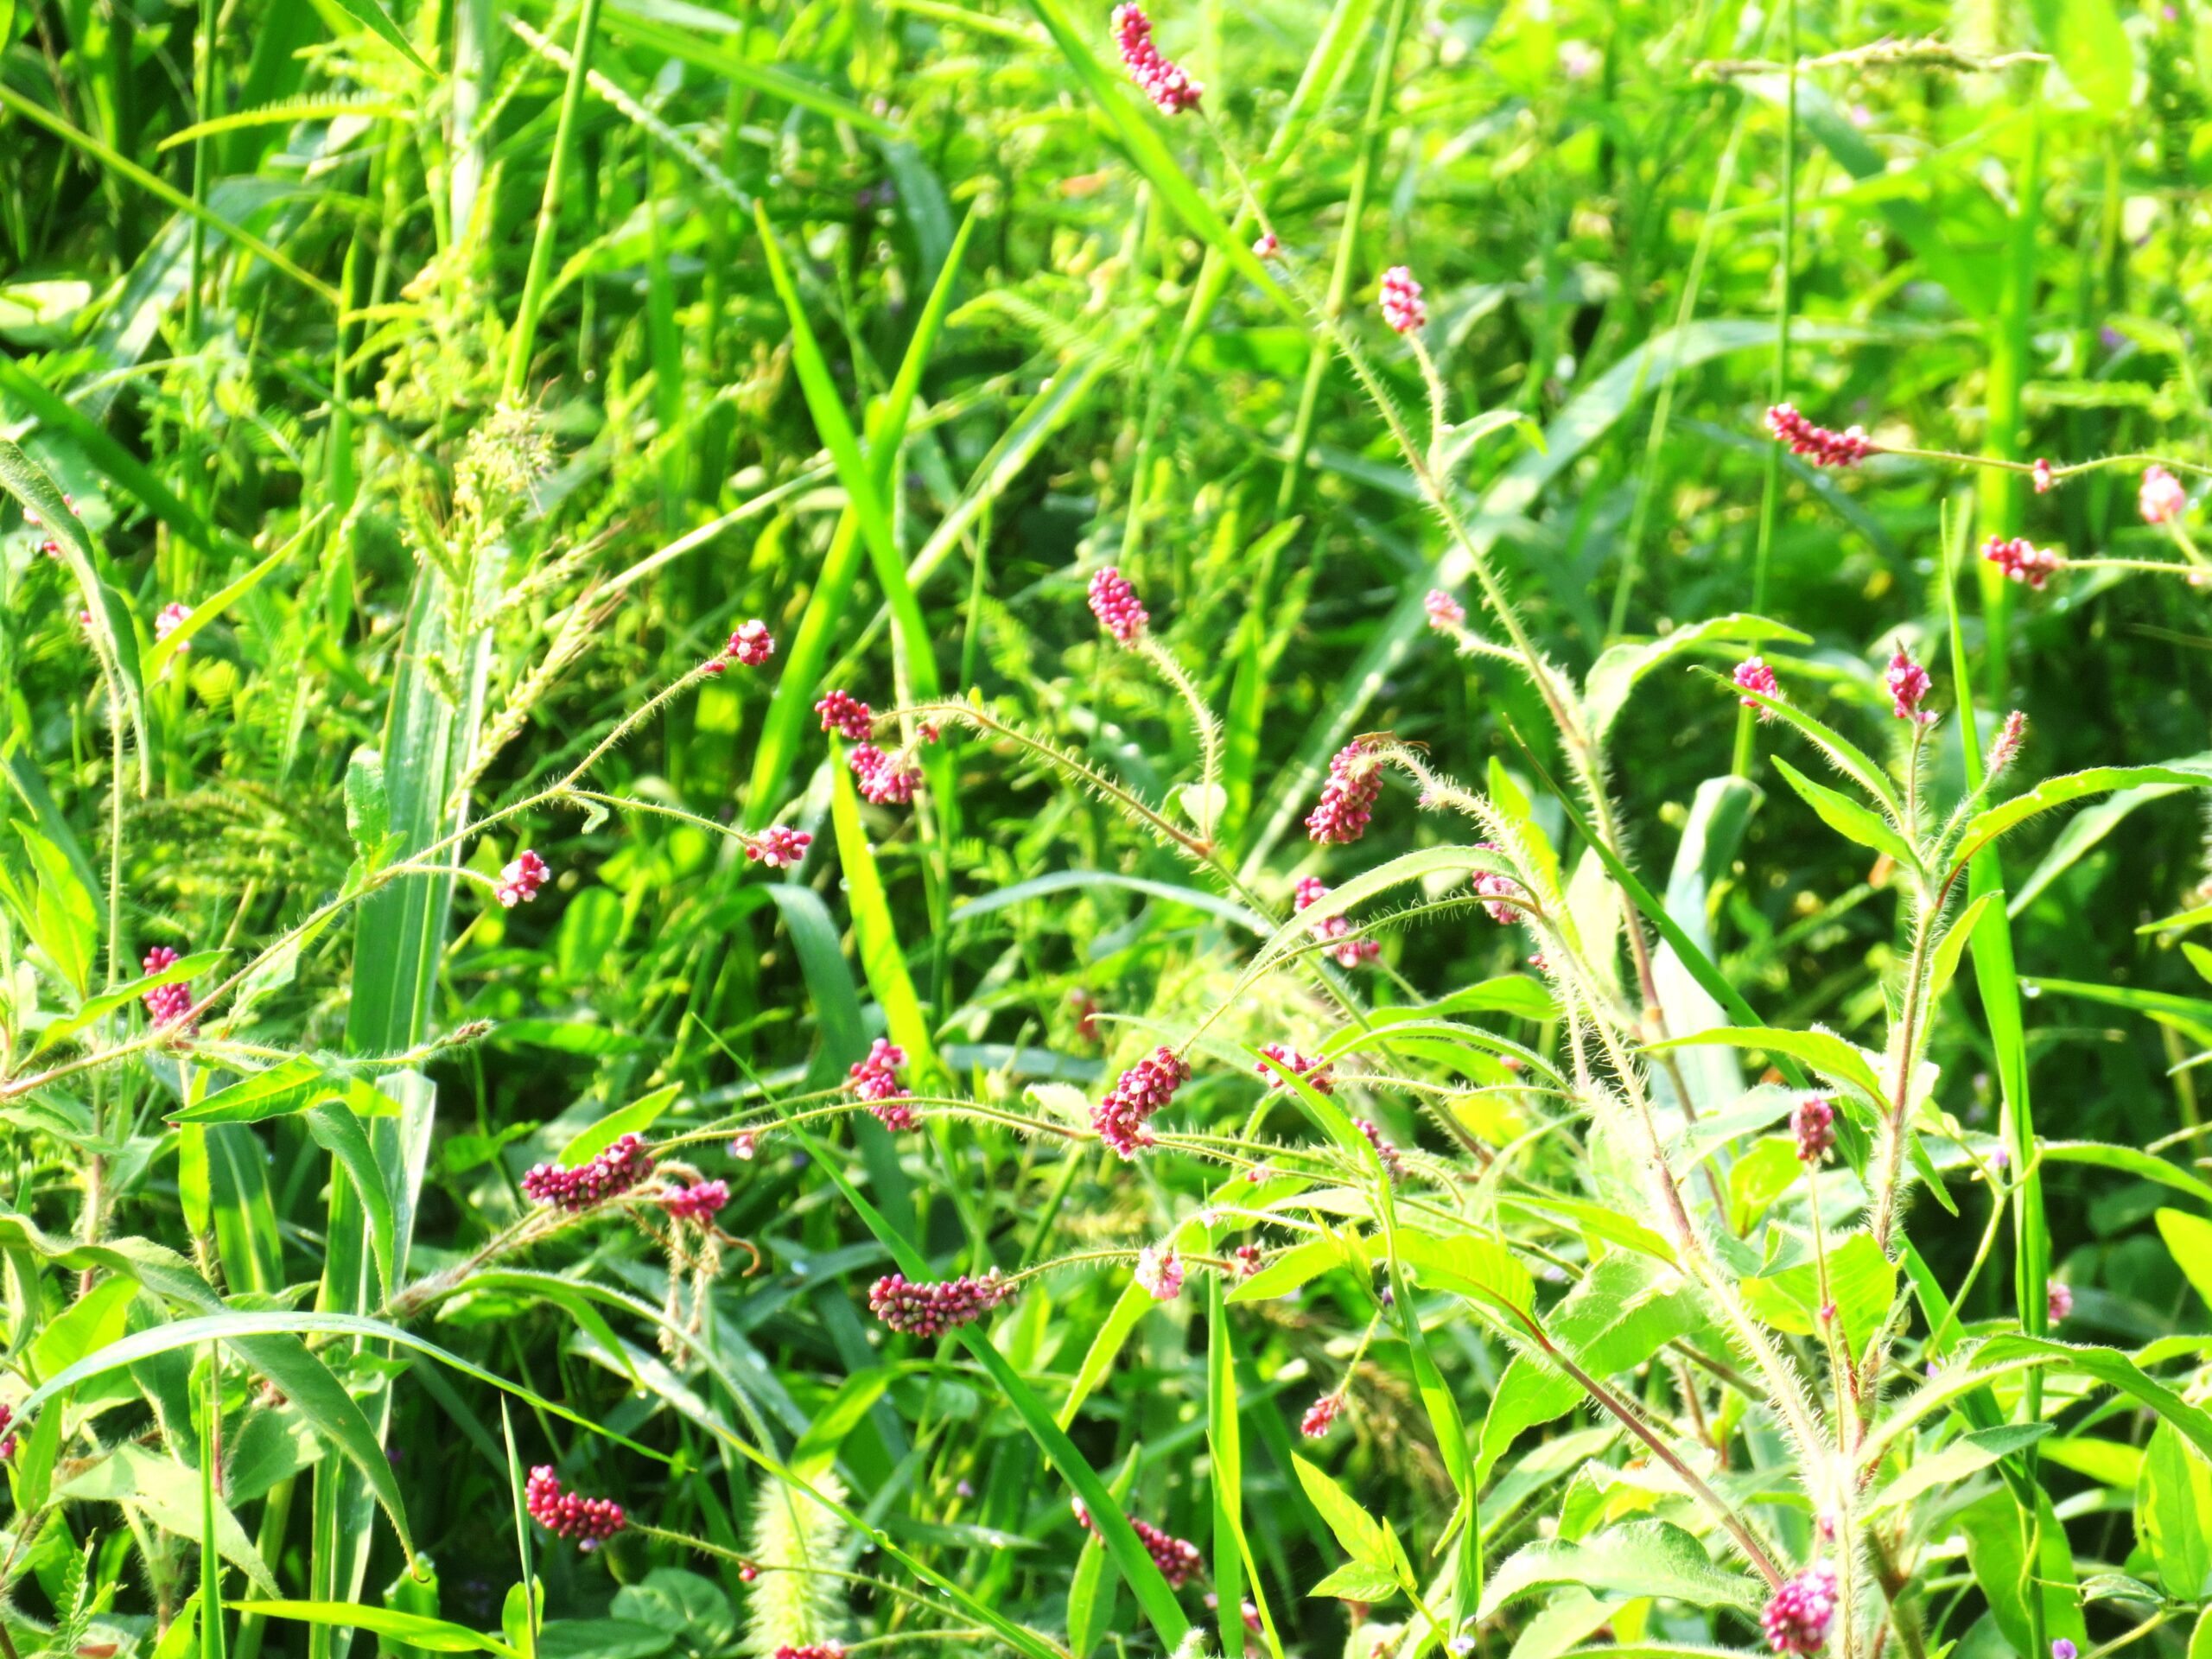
[744,1472,851,1656]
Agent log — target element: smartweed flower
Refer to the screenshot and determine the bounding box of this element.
[850,744,920,805]
[1355,1116,1404,1183]
[1793,1098,1835,1164]
[1256,1045,1333,1095]
[525,1466,626,1548]
[1761,1564,1838,1654]
[1983,536,2060,590]
[1733,657,1780,711]
[727,620,775,665]
[1071,1499,1202,1589]
[1425,589,1465,630]
[1885,647,1934,725]
[2047,1279,2074,1322]
[1379,266,1427,335]
[1111,4,1202,114]
[868,1269,1011,1336]
[1764,404,1871,467]
[1253,232,1280,259]
[155,601,191,649]
[1306,742,1382,844]
[1134,1244,1184,1300]
[2140,465,2188,524]
[848,1038,917,1130]
[497,850,550,907]
[747,826,811,870]
[1474,842,1526,924]
[1294,876,1378,967]
[1300,1393,1342,1438]
[1086,565,1149,644]
[2031,458,2056,493]
[660,1179,729,1222]
[816,690,874,740]
[1093,1046,1190,1158]
[521,1134,655,1211]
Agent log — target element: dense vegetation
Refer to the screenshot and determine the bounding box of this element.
[2,0,2211,1657]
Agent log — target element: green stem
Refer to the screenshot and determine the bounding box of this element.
[502,0,607,401]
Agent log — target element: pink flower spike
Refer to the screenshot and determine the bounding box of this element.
[868,1269,1012,1336]
[1425,588,1466,630]
[2031,458,2056,493]
[850,744,920,805]
[141,945,197,1031]
[2141,465,2189,525]
[1306,741,1382,844]
[775,1647,847,1659]
[2047,1279,2074,1322]
[1086,565,1149,644]
[521,1134,656,1212]
[1111,4,1202,114]
[1293,877,1376,967]
[525,1465,626,1548]
[155,601,191,646]
[1379,266,1427,335]
[1733,656,1781,713]
[816,690,874,740]
[496,849,550,908]
[1300,1393,1343,1439]
[1256,1044,1334,1096]
[1990,709,2027,772]
[1762,1564,1839,1655]
[1134,1243,1185,1301]
[1764,404,1872,468]
[1473,840,1526,925]
[1982,535,2061,590]
[1355,1116,1405,1183]
[728,1131,759,1160]
[747,825,811,870]
[660,1179,729,1222]
[1792,1098,1835,1164]
[1884,647,1933,724]
[1253,232,1281,259]
[1092,1046,1191,1159]
[726,620,775,666]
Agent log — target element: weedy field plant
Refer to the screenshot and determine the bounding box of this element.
[2,1,2212,1658]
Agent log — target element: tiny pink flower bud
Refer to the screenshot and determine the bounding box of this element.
[1733,656,1781,713]
[1230,1242,1263,1275]
[1110,4,1202,113]
[1086,565,1149,644]
[2141,466,2188,525]
[1355,1116,1404,1183]
[726,620,775,666]
[1300,1393,1343,1439]
[747,825,811,870]
[2047,1279,2074,1322]
[1473,841,1526,925]
[496,849,551,908]
[1982,535,2061,590]
[1761,1563,1838,1654]
[1378,266,1427,335]
[1134,1243,1185,1300]
[659,1179,729,1222]
[1253,232,1280,259]
[2031,458,2056,493]
[1764,404,1872,467]
[1989,709,2027,773]
[141,945,198,1031]
[816,690,874,740]
[868,1268,1012,1335]
[728,1131,759,1160]
[155,601,192,646]
[1256,1044,1333,1095]
[1293,876,1378,966]
[1884,646,1934,725]
[1424,588,1466,630]
[848,1038,917,1129]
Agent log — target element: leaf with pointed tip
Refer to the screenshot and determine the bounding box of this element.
[1584,614,1809,740]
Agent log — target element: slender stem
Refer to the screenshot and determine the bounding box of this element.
[502,0,607,400]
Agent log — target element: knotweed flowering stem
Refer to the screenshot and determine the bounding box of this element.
[1133,635,1224,844]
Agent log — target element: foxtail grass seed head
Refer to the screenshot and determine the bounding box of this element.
[660,1179,729,1221]
[1134,1243,1185,1300]
[1990,710,2027,773]
[1793,1098,1835,1164]
[2047,1279,2074,1322]
[1764,404,1872,467]
[1761,1564,1839,1655]
[1093,1045,1191,1158]
[868,1269,1011,1336]
[1257,1044,1334,1095]
[1086,564,1149,643]
[1733,656,1780,712]
[1378,266,1427,334]
[1253,232,1280,259]
[2141,465,2188,525]
[747,825,811,869]
[1885,646,1934,725]
[1983,535,2060,590]
[1111,4,1202,113]
[747,1471,848,1654]
[1306,741,1382,843]
[816,690,874,740]
[525,1465,626,1548]
[1300,1393,1342,1439]
[497,849,550,907]
[2032,458,2056,493]
[1424,588,1466,630]
[522,1134,656,1211]
[140,946,196,1029]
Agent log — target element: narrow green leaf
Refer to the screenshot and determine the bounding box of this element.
[1770,755,1920,874]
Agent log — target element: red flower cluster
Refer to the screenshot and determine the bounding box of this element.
[1300,1393,1342,1439]
[1733,657,1780,710]
[707,620,776,674]
[1761,1564,1838,1654]
[849,1038,917,1130]
[1424,588,1465,630]
[1087,565,1149,644]
[747,825,811,870]
[521,1134,656,1212]
[774,1648,846,1659]
[1885,647,1933,725]
[660,1179,728,1222]
[816,690,874,741]
[1306,742,1382,844]
[1792,1098,1835,1164]
[497,850,550,908]
[1071,1498,1202,1589]
[1256,1045,1333,1096]
[849,743,921,805]
[1379,266,1427,335]
[1764,404,1872,467]
[1093,1046,1191,1158]
[1111,4,1202,114]
[1354,1116,1404,1182]
[1983,535,2060,590]
[1473,841,1526,925]
[1294,876,1379,968]
[141,946,197,1030]
[525,1465,626,1548]
[868,1269,1011,1336]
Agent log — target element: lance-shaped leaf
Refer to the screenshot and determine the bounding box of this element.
[1770,756,1921,875]
[1584,613,1809,740]
[1952,764,2212,871]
